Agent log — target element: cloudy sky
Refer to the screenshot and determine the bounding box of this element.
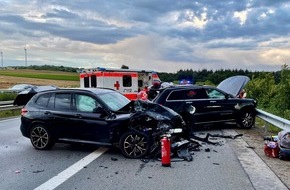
[0,0,289,73]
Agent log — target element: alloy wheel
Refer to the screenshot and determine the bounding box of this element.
[30,126,50,149]
[121,133,149,158]
[241,112,254,128]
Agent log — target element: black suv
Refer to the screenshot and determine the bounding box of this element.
[153,76,257,129]
[20,88,185,158]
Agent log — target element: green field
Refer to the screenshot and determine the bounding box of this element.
[0,70,79,81]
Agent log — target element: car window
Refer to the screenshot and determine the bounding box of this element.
[167,90,184,100]
[184,89,207,99]
[123,75,132,87]
[35,93,52,108]
[55,93,71,110]
[75,94,101,113]
[167,89,207,101]
[206,88,225,99]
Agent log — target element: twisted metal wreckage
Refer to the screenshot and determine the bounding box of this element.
[125,100,244,162]
[147,132,243,162]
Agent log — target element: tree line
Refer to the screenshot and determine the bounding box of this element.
[159,64,289,119]
[13,64,290,119]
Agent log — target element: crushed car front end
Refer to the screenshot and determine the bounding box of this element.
[118,100,186,158]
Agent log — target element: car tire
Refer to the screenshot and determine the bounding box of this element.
[119,131,150,159]
[238,110,255,129]
[30,124,55,150]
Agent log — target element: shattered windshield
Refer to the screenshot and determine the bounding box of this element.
[98,92,130,111]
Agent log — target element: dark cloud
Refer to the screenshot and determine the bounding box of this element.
[43,9,78,19]
[2,0,290,45]
[0,0,289,71]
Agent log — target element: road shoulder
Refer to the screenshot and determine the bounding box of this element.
[229,127,290,189]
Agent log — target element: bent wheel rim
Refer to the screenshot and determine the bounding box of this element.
[123,134,147,157]
[31,126,49,149]
[242,112,253,128]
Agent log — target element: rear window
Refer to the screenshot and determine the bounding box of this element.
[35,93,52,108]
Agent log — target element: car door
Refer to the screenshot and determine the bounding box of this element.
[163,88,208,126]
[178,88,216,124]
[70,93,111,143]
[203,87,236,122]
[45,92,75,138]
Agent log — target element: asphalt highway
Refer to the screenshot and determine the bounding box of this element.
[0,117,287,190]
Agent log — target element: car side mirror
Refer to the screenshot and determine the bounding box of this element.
[93,107,105,113]
[225,94,231,99]
[186,105,196,114]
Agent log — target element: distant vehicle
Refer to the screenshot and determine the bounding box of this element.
[79,67,161,100]
[13,85,59,106]
[9,84,34,92]
[20,88,185,158]
[153,76,257,129]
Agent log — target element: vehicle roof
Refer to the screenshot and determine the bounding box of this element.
[37,87,116,95]
[161,85,205,91]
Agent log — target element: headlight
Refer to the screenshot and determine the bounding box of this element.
[169,128,183,133]
[157,122,171,131]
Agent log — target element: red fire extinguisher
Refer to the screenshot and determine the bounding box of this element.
[161,135,171,167]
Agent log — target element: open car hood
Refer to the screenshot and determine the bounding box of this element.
[217,75,250,97]
[13,85,58,106]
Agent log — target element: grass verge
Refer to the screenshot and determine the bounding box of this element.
[0,70,79,81]
[0,109,21,119]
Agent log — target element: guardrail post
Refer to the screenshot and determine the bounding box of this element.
[263,122,268,135]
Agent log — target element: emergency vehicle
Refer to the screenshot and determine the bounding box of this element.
[80,67,161,100]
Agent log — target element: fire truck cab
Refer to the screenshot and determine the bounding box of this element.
[80,67,161,100]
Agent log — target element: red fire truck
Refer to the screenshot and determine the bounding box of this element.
[80,67,161,100]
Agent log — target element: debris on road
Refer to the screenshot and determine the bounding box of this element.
[142,131,244,164]
[32,170,44,174]
[264,130,290,160]
[111,157,118,161]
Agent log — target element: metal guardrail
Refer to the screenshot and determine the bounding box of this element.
[0,100,14,106]
[0,101,22,111]
[0,89,20,93]
[256,109,290,131]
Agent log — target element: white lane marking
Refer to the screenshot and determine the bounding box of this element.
[34,148,108,190]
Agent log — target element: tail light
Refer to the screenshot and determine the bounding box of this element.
[21,107,28,116]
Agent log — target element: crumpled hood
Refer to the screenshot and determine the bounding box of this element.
[133,100,179,120]
[217,75,250,97]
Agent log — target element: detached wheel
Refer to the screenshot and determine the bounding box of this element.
[119,131,150,159]
[30,124,55,150]
[238,110,255,129]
